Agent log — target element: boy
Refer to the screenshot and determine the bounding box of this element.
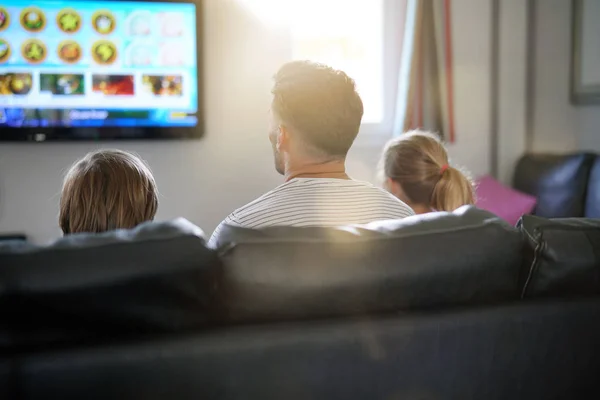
[59,149,158,234]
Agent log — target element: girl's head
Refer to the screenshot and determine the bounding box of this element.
[380,130,474,214]
[59,149,158,235]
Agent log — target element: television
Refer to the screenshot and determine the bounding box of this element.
[0,0,202,141]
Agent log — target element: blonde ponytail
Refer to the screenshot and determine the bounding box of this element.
[430,165,475,212]
[381,130,475,212]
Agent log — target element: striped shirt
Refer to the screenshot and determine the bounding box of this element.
[208,178,415,248]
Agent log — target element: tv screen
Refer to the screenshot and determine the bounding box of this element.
[0,0,202,141]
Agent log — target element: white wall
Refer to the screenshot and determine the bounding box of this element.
[532,0,579,152]
[532,0,600,153]
[448,0,492,179]
[450,0,528,184]
[497,0,527,184]
[0,0,497,243]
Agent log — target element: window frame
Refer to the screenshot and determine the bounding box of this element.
[357,0,407,147]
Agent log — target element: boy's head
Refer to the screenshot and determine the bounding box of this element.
[59,149,158,235]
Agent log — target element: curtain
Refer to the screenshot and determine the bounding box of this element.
[393,0,455,142]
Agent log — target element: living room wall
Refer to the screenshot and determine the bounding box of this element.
[532,0,600,153]
[0,0,497,243]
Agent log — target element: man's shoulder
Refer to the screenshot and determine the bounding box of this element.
[231,180,297,217]
[339,179,409,200]
[352,181,415,213]
[231,178,359,215]
[232,178,413,218]
[209,178,414,247]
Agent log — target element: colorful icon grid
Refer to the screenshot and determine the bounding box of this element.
[0,1,198,128]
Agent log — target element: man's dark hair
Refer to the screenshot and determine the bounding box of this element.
[271,61,364,157]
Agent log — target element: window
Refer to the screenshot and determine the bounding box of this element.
[238,0,406,140]
[289,0,384,124]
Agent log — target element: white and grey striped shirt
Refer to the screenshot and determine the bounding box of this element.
[208,178,415,248]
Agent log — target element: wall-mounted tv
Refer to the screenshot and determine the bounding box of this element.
[0,0,202,141]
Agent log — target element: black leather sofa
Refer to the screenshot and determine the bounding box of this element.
[1,208,600,399]
[514,152,600,218]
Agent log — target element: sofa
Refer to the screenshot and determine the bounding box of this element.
[514,152,600,218]
[1,208,599,399]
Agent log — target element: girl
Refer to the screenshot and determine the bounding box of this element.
[380,130,474,214]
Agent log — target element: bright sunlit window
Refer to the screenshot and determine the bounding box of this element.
[289,0,384,124]
[238,0,385,125]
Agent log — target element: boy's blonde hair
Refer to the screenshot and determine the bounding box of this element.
[59,149,158,234]
[381,130,474,212]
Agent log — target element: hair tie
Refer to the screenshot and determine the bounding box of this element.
[440,164,449,175]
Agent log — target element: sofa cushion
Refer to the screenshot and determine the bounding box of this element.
[0,219,221,351]
[585,157,600,218]
[518,215,600,298]
[513,153,595,218]
[217,206,524,323]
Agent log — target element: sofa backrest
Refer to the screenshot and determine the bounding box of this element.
[518,214,600,298]
[217,206,524,323]
[0,218,222,351]
[3,213,600,399]
[513,153,596,218]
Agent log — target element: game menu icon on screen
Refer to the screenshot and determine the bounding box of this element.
[57,8,82,34]
[0,73,33,95]
[92,40,117,65]
[58,40,82,64]
[126,11,152,36]
[125,42,155,66]
[20,7,46,32]
[92,10,116,35]
[0,8,10,31]
[21,39,47,64]
[92,74,134,96]
[159,42,187,66]
[0,39,10,63]
[40,74,84,95]
[159,12,184,37]
[142,75,183,96]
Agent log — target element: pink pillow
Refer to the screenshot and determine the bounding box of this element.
[475,175,537,225]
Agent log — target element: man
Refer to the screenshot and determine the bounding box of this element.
[209,61,414,247]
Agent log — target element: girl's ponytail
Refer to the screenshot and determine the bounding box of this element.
[430,165,475,212]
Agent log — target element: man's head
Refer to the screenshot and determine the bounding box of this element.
[269,61,364,174]
[59,149,158,235]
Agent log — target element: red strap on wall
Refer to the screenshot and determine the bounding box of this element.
[444,0,456,143]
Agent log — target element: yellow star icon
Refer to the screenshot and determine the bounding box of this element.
[27,43,42,60]
[92,40,117,65]
[97,44,114,61]
[22,40,46,63]
[59,13,78,32]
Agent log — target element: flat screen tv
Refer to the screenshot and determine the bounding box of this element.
[0,0,202,141]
